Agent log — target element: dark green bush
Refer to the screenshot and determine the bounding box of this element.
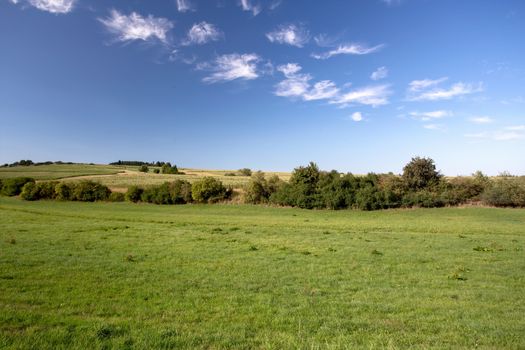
[402,157,442,190]
[72,181,110,202]
[108,192,126,202]
[191,177,231,203]
[55,182,74,200]
[20,181,58,201]
[238,168,252,176]
[161,163,178,174]
[139,165,149,173]
[153,169,160,174]
[1,177,35,196]
[126,186,143,203]
[481,178,525,207]
[20,182,38,200]
[139,180,193,204]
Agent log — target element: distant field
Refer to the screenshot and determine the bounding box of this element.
[0,164,291,190]
[0,164,125,180]
[1,197,524,349]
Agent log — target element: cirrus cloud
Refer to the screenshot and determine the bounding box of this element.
[199,53,260,83]
[312,43,384,60]
[99,10,173,44]
[266,24,310,48]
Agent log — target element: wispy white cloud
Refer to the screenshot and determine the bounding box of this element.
[410,110,452,121]
[266,24,310,48]
[351,112,363,122]
[239,0,261,16]
[469,116,493,124]
[183,22,222,45]
[176,0,193,12]
[303,81,340,101]
[274,63,339,101]
[99,10,173,43]
[505,125,525,131]
[331,84,391,107]
[311,43,384,60]
[200,53,260,83]
[465,126,525,141]
[14,0,76,13]
[423,124,445,131]
[408,77,448,92]
[407,77,482,101]
[371,66,388,81]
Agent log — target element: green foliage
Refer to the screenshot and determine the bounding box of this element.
[153,169,160,174]
[191,177,231,203]
[0,177,35,196]
[126,186,143,203]
[238,168,252,176]
[139,180,193,205]
[72,181,111,202]
[244,172,283,204]
[482,178,525,207]
[55,182,73,201]
[108,192,126,202]
[138,165,149,173]
[402,157,442,190]
[161,163,178,174]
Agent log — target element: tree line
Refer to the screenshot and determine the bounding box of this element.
[1,157,524,209]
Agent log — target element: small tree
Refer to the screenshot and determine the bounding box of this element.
[402,157,441,190]
[161,163,178,174]
[139,165,149,173]
[126,186,143,202]
[191,177,229,203]
[238,168,252,177]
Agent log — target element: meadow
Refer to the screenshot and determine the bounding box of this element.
[1,196,524,349]
[0,164,291,191]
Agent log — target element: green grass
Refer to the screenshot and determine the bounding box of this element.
[1,197,524,349]
[0,164,125,180]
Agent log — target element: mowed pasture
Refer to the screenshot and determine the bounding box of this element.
[0,164,291,191]
[1,197,524,349]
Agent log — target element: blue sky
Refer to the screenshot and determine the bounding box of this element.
[1,0,524,175]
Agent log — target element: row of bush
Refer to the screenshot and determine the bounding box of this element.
[1,176,232,204]
[243,158,525,209]
[2,157,524,209]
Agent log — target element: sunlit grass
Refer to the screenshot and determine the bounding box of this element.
[0,197,524,349]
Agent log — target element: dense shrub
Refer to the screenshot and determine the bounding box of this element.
[161,163,178,174]
[402,157,442,190]
[244,172,283,204]
[191,177,231,203]
[238,168,252,176]
[139,165,149,173]
[126,186,143,203]
[72,181,110,202]
[153,169,160,174]
[55,182,73,200]
[20,181,58,201]
[1,177,35,196]
[139,180,193,204]
[108,192,126,202]
[481,178,525,207]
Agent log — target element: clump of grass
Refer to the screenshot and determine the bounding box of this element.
[230,227,240,232]
[473,246,492,252]
[327,247,336,252]
[249,245,258,251]
[458,234,467,238]
[449,266,468,281]
[211,227,227,234]
[322,231,331,235]
[371,249,383,256]
[301,250,312,255]
[125,254,135,262]
[7,238,16,245]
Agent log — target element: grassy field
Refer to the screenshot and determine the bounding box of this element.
[1,197,524,349]
[0,164,291,190]
[0,164,125,180]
